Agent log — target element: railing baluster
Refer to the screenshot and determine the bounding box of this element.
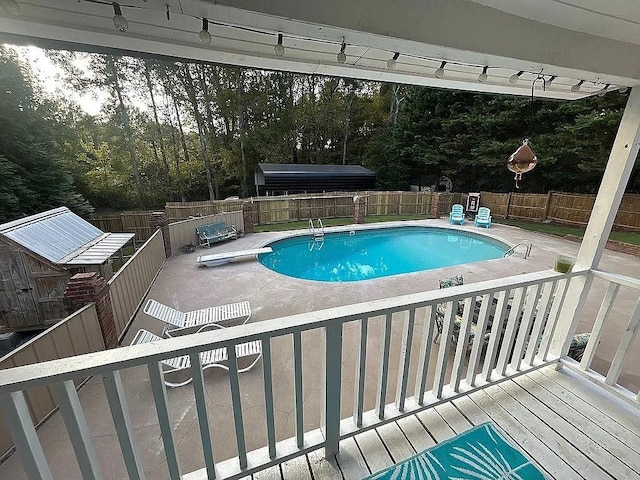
[510,284,540,371]
[605,297,640,386]
[0,391,53,480]
[323,322,343,458]
[261,338,277,458]
[293,331,304,448]
[103,371,145,480]
[466,293,492,387]
[395,308,416,411]
[496,288,525,377]
[189,352,216,479]
[580,282,619,370]
[147,362,181,479]
[524,281,555,366]
[226,344,248,469]
[51,380,102,480]
[415,306,435,405]
[432,300,457,398]
[538,279,569,360]
[481,290,508,383]
[376,313,393,419]
[450,297,474,392]
[353,318,368,427]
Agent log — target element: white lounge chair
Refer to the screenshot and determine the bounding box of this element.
[143,299,251,337]
[130,329,262,388]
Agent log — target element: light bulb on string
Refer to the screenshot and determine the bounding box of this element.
[199,18,212,44]
[387,52,399,70]
[619,86,629,94]
[546,75,556,86]
[434,61,446,78]
[112,2,128,32]
[597,84,610,97]
[274,33,285,56]
[509,71,523,84]
[478,66,488,83]
[0,0,21,15]
[570,80,584,92]
[337,39,346,64]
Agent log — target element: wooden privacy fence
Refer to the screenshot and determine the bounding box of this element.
[90,211,155,242]
[0,304,104,460]
[479,191,640,231]
[108,230,167,338]
[168,211,244,250]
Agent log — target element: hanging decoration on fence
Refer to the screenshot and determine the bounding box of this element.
[507,75,544,188]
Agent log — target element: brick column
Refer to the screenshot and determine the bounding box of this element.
[63,272,117,348]
[149,211,171,258]
[354,195,366,224]
[431,192,441,218]
[242,201,255,234]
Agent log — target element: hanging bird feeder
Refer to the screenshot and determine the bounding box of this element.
[507,139,537,189]
[506,74,545,188]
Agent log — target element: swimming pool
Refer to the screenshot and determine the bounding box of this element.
[258,226,508,282]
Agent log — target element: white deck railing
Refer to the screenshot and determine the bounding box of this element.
[563,269,640,405]
[0,270,590,480]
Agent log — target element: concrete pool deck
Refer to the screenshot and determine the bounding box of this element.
[1,218,639,479]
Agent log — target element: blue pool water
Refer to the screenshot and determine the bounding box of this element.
[258,226,508,282]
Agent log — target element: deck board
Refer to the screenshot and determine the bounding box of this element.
[175,366,640,480]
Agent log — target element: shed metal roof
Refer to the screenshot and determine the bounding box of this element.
[257,164,375,177]
[0,207,133,266]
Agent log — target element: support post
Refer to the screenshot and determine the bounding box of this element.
[353,195,366,224]
[549,87,640,358]
[431,192,441,219]
[242,201,255,233]
[149,211,171,258]
[543,191,553,221]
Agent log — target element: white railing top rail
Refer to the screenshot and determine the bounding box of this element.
[0,269,583,394]
[591,269,640,289]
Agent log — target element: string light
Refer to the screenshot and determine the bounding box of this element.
[570,80,584,92]
[546,75,556,86]
[337,39,346,64]
[387,52,399,70]
[274,33,285,56]
[112,2,128,32]
[597,84,610,97]
[509,71,524,84]
[478,66,488,83]
[0,0,20,15]
[434,61,446,78]
[618,86,628,94]
[199,18,212,44]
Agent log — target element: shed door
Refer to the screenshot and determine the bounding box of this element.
[0,241,39,330]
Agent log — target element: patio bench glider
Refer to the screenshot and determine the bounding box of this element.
[449,204,465,225]
[130,328,262,388]
[196,222,238,248]
[475,206,492,228]
[197,247,273,267]
[143,298,251,336]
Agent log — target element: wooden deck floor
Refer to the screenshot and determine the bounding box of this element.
[253,366,640,480]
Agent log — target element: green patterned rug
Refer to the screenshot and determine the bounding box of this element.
[366,422,544,480]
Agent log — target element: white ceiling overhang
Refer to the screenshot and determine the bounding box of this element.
[1,0,639,100]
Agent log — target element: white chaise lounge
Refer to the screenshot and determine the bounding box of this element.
[143,299,251,336]
[130,329,262,387]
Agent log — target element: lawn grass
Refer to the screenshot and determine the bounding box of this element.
[494,219,640,245]
[253,215,430,232]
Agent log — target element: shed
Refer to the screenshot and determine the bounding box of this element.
[255,164,376,195]
[0,207,134,332]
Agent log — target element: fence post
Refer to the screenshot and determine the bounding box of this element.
[505,192,512,219]
[354,196,366,224]
[242,201,255,234]
[431,192,441,218]
[63,272,117,348]
[149,211,171,258]
[543,191,553,220]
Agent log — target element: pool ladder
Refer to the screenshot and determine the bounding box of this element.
[309,219,325,251]
[503,240,533,259]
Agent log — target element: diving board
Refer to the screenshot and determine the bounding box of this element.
[196,247,272,267]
